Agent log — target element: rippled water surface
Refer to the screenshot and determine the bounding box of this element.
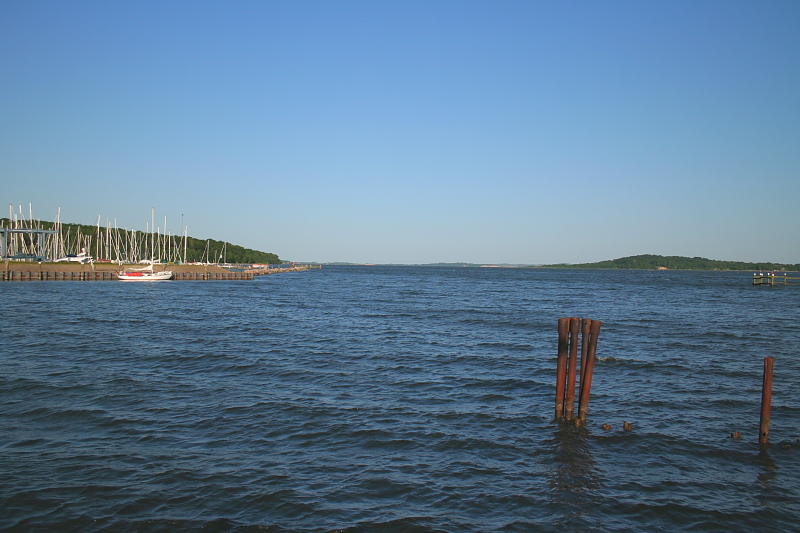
[2,267,800,532]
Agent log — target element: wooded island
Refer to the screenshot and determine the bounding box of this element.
[539,254,799,271]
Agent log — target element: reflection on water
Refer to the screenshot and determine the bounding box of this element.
[756,448,777,487]
[544,423,603,529]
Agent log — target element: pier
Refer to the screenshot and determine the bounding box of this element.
[752,272,800,286]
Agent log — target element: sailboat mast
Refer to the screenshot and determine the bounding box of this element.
[150,208,155,264]
[95,215,101,260]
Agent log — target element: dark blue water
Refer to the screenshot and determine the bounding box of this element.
[2,267,799,532]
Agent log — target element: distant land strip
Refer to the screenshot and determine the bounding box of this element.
[536,254,800,271]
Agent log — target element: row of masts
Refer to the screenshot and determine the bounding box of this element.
[1,204,221,264]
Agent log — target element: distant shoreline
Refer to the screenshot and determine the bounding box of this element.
[312,254,800,271]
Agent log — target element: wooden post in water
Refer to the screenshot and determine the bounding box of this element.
[565,317,579,420]
[759,356,774,444]
[577,320,602,423]
[554,317,569,420]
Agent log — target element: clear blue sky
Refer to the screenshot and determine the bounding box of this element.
[2,1,798,264]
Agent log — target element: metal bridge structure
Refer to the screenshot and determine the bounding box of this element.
[0,228,58,261]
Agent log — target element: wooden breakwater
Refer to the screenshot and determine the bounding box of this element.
[0,264,315,281]
[245,266,314,276]
[173,271,255,280]
[0,270,255,281]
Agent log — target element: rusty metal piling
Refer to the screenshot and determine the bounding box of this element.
[554,317,569,420]
[564,317,580,420]
[578,318,592,413]
[577,320,602,423]
[759,356,774,444]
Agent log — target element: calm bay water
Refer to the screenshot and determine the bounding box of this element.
[2,266,799,532]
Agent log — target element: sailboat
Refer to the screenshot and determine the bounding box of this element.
[117,208,173,281]
[117,263,173,281]
[54,248,92,263]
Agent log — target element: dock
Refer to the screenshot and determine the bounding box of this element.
[752,272,800,286]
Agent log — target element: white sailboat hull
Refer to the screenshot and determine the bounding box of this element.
[117,270,173,281]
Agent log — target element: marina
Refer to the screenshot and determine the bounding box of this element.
[1,205,281,267]
[1,205,305,281]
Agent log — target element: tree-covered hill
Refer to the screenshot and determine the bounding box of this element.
[183,236,281,264]
[539,254,799,271]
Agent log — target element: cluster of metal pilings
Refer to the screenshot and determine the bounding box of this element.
[554,317,601,427]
